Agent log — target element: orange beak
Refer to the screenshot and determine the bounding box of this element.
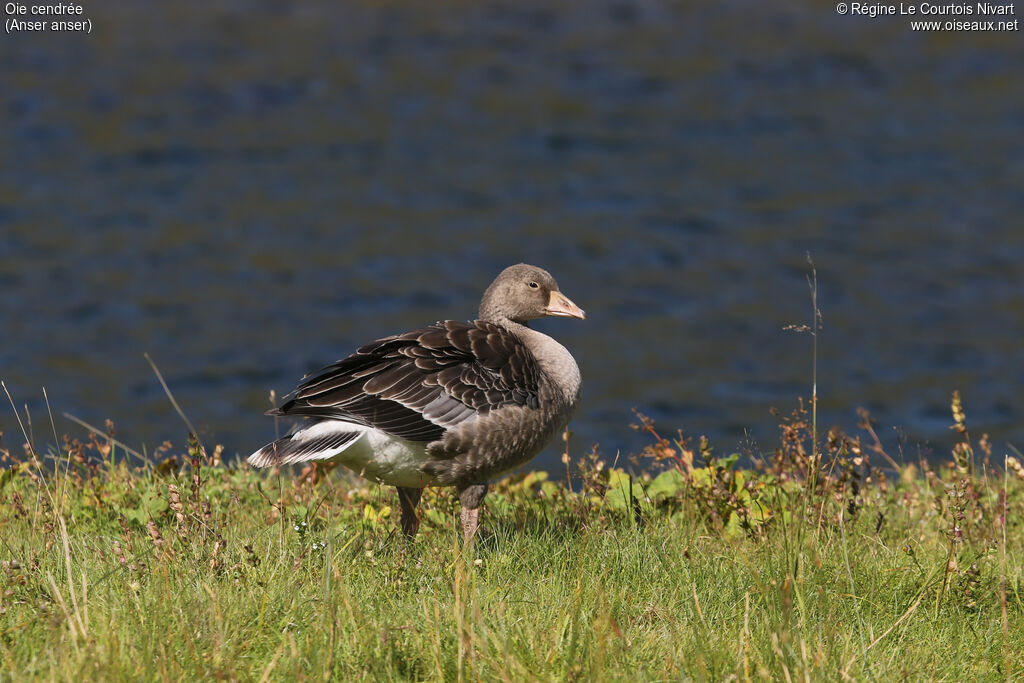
[545,291,586,319]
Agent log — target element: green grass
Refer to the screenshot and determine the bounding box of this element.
[1,407,1023,681]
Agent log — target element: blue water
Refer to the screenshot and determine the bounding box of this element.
[2,1,1022,472]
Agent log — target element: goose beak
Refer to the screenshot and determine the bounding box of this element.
[545,291,586,319]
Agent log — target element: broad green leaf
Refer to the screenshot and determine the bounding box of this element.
[648,469,685,502]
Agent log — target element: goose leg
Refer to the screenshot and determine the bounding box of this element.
[396,486,423,538]
[458,483,488,543]
[460,507,479,543]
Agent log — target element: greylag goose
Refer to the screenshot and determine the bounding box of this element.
[248,264,585,541]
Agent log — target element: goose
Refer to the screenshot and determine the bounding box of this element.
[248,263,585,541]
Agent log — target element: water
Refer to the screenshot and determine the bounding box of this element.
[3,1,1022,473]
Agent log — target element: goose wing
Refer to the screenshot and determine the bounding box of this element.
[271,320,542,443]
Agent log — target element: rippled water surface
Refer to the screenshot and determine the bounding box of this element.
[3,1,1022,471]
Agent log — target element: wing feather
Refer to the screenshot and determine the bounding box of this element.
[271,321,541,443]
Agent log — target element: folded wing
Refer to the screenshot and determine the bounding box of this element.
[271,320,542,444]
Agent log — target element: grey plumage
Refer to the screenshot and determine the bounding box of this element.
[248,263,585,541]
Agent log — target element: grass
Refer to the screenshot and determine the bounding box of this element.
[1,395,1023,682]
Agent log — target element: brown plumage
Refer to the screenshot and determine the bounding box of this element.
[248,264,585,541]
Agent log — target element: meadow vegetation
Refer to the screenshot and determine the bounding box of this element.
[1,392,1022,681]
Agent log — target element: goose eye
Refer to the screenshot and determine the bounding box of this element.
[528,281,539,289]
